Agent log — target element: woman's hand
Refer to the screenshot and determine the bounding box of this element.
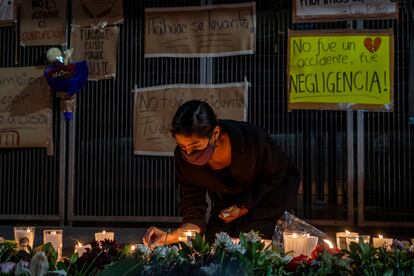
[143,226,168,249]
[218,205,248,223]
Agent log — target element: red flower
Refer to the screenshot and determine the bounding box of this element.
[311,244,340,259]
[47,63,76,79]
[286,254,311,271]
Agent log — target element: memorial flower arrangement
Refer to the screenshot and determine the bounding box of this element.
[1,233,414,276]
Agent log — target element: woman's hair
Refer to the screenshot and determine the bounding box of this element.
[171,100,217,137]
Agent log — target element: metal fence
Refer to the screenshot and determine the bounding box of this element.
[0,0,413,227]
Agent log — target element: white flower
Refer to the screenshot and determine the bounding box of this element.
[200,263,220,275]
[166,245,179,257]
[213,232,246,254]
[214,232,232,247]
[244,230,262,243]
[137,244,151,257]
[226,243,246,254]
[153,246,168,258]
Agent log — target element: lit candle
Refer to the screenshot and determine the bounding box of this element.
[336,230,358,250]
[14,227,35,251]
[231,238,240,244]
[74,242,91,256]
[283,232,308,256]
[95,230,114,242]
[43,230,63,260]
[373,235,393,248]
[178,229,197,245]
[304,235,318,256]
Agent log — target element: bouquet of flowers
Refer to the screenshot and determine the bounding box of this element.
[44,48,88,120]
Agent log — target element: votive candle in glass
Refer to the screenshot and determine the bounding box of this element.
[43,230,63,260]
[95,230,114,242]
[14,227,35,251]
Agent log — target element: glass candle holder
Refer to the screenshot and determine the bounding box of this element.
[178,229,198,246]
[373,235,393,248]
[14,227,35,251]
[336,231,358,250]
[283,231,308,256]
[43,230,63,260]
[95,230,114,243]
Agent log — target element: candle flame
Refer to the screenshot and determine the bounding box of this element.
[26,229,31,233]
[379,234,383,239]
[131,245,136,251]
[292,233,298,238]
[52,231,56,235]
[102,230,106,234]
[345,230,350,235]
[323,239,334,249]
[77,242,82,247]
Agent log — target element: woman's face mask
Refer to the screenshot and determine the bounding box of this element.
[175,132,217,166]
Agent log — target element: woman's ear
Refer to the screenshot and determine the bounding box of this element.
[212,126,221,141]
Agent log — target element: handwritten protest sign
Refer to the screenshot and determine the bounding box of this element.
[71,26,119,80]
[133,82,248,155]
[288,30,394,111]
[293,0,398,23]
[144,2,256,57]
[72,0,123,27]
[0,67,53,149]
[20,0,66,46]
[0,0,15,25]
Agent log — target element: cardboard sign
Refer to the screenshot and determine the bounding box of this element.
[144,2,256,57]
[293,0,398,23]
[72,0,123,27]
[133,82,248,155]
[20,0,67,46]
[288,30,394,111]
[0,67,52,148]
[71,26,119,80]
[0,0,15,25]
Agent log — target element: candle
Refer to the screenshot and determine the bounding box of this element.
[284,232,305,256]
[304,235,318,256]
[283,232,317,257]
[74,242,91,256]
[14,227,35,251]
[95,230,114,242]
[373,235,393,248]
[178,229,197,245]
[231,238,240,244]
[43,230,63,260]
[336,230,358,250]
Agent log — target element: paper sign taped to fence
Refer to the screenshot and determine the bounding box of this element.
[20,0,67,46]
[133,82,248,155]
[293,0,398,23]
[288,30,394,111]
[0,67,53,148]
[71,26,119,80]
[144,2,256,57]
[72,0,123,27]
[0,0,15,25]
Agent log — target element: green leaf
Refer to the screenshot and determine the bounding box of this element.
[15,261,31,276]
[96,257,142,276]
[69,252,79,264]
[44,269,67,275]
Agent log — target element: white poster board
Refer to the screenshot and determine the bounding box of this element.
[133,82,248,156]
[293,0,398,23]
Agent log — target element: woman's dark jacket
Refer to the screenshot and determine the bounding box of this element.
[174,119,301,232]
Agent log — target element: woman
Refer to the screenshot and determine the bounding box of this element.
[143,100,300,247]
